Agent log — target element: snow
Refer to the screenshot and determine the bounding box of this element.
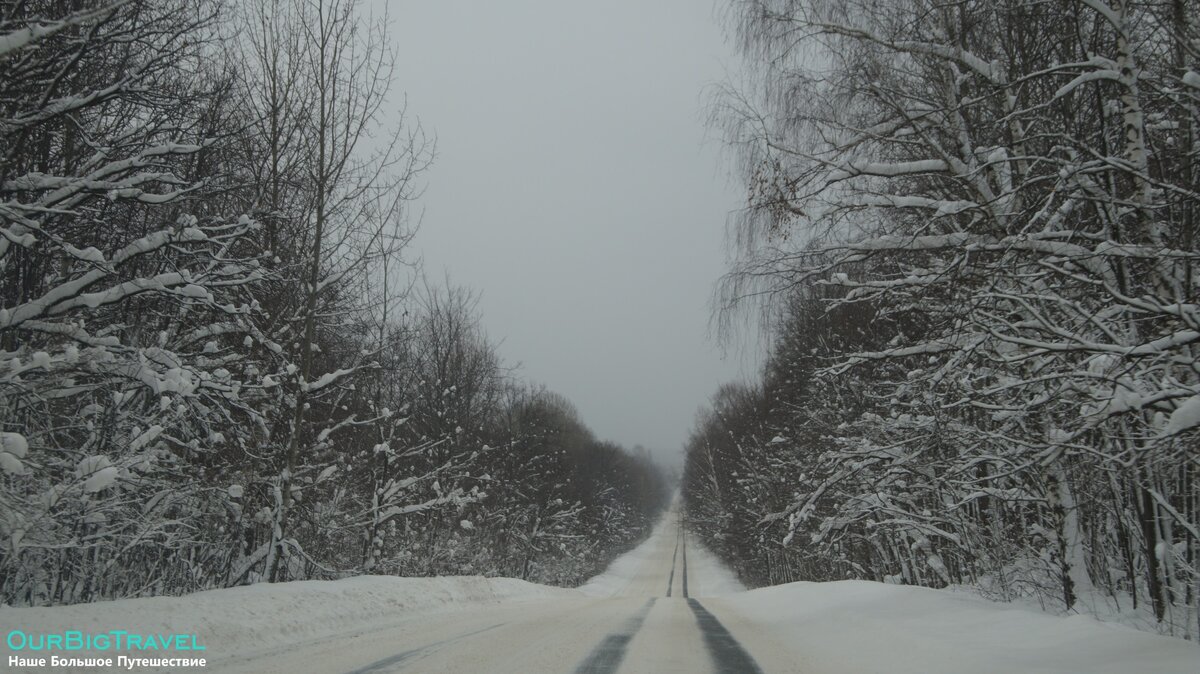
[711,580,1200,674]
[75,455,119,492]
[303,367,353,392]
[0,453,22,475]
[578,513,675,596]
[1055,67,1122,99]
[1164,394,1200,435]
[0,431,29,458]
[64,244,105,263]
[849,194,977,215]
[178,284,209,299]
[83,466,119,493]
[0,576,577,668]
[681,536,746,597]
[1,511,1195,673]
[827,158,949,182]
[0,20,66,58]
[0,432,26,475]
[579,502,743,598]
[128,425,162,452]
[75,454,111,476]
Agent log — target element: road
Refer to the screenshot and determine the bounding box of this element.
[10,507,1195,674]
[218,511,800,674]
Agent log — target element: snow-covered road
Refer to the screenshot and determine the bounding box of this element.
[4,506,1198,672]
[215,510,785,673]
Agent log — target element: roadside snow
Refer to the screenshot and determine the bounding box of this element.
[713,580,1200,674]
[576,500,743,598]
[577,514,674,596]
[4,515,1195,674]
[1,576,577,666]
[681,536,744,597]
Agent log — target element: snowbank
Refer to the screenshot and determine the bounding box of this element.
[576,501,744,598]
[714,580,1200,674]
[1,575,578,666]
[681,536,745,597]
[577,514,674,596]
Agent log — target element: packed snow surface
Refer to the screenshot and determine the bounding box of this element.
[712,580,1199,674]
[2,505,1196,672]
[0,576,577,669]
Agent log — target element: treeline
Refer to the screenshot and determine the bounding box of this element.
[685,0,1200,638]
[0,0,668,606]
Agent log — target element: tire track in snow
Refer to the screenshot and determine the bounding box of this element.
[666,528,680,597]
[573,598,657,673]
[679,523,761,673]
[343,623,505,674]
[687,599,763,674]
[680,533,689,599]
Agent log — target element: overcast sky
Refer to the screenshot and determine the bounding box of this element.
[385,1,759,467]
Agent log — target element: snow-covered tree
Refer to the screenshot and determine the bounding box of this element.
[693,0,1200,638]
[0,0,268,603]
[1,0,669,607]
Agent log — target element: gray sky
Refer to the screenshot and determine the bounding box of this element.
[386,1,759,467]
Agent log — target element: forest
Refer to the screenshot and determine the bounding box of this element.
[683,0,1200,639]
[0,0,669,606]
